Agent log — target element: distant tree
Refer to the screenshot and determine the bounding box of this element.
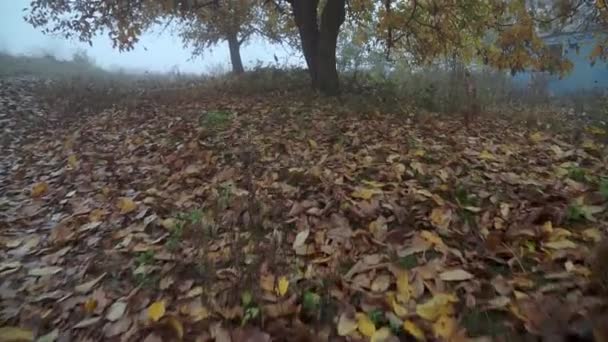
[177,0,286,74]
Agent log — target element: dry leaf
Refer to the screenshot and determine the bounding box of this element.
[73,317,102,329]
[0,327,34,342]
[356,312,376,337]
[106,301,127,321]
[396,269,412,302]
[117,197,137,214]
[544,239,577,250]
[439,269,474,281]
[276,276,289,296]
[403,320,426,341]
[371,327,392,342]
[337,313,358,336]
[162,316,184,340]
[292,229,309,249]
[75,273,106,293]
[209,323,231,342]
[147,300,166,322]
[104,316,132,338]
[416,294,458,321]
[28,266,62,276]
[31,182,48,197]
[429,207,452,230]
[351,187,382,200]
[432,315,457,339]
[371,274,391,292]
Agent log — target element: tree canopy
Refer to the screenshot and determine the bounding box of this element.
[26,0,608,94]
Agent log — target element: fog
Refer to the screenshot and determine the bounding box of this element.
[0,0,298,74]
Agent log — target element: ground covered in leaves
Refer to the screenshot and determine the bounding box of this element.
[1,76,608,342]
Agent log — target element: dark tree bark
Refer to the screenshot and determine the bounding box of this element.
[227,32,245,74]
[289,0,346,95]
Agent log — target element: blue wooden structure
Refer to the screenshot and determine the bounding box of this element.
[513,32,608,94]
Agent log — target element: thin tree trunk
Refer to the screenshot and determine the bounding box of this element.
[227,32,244,74]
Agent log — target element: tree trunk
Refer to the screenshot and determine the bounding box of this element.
[227,32,244,74]
[290,0,320,88]
[290,0,345,95]
[318,0,345,95]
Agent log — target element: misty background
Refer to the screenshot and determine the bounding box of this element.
[0,0,299,74]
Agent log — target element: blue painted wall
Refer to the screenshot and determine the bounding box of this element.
[513,33,608,94]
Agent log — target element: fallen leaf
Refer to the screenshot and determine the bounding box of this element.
[292,229,309,249]
[180,299,209,321]
[403,320,426,341]
[356,312,376,337]
[67,154,78,168]
[84,298,97,314]
[337,313,358,336]
[147,300,166,322]
[75,273,106,293]
[209,323,231,342]
[387,293,408,317]
[479,150,495,160]
[31,182,48,197]
[351,187,382,200]
[106,301,127,321]
[429,207,452,231]
[73,316,101,329]
[104,316,132,338]
[439,269,474,281]
[162,316,184,340]
[117,197,137,214]
[432,315,457,339]
[416,293,458,321]
[396,269,412,302]
[371,327,392,342]
[276,276,289,296]
[371,274,391,292]
[0,327,34,342]
[582,228,602,243]
[544,239,577,250]
[28,266,62,277]
[36,329,59,342]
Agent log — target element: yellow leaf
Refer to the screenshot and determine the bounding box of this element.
[67,154,78,168]
[337,313,358,336]
[582,228,602,243]
[544,239,577,250]
[31,182,48,198]
[420,230,445,247]
[429,207,452,230]
[276,276,289,297]
[0,327,34,342]
[371,327,392,342]
[414,149,426,157]
[387,293,408,317]
[479,150,495,160]
[84,298,97,314]
[351,187,382,200]
[403,320,426,341]
[416,294,458,321]
[308,139,318,149]
[432,315,457,339]
[396,270,412,302]
[163,316,184,340]
[117,197,137,214]
[530,131,544,142]
[147,300,166,322]
[356,312,376,337]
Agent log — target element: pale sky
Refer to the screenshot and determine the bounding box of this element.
[0,0,299,74]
